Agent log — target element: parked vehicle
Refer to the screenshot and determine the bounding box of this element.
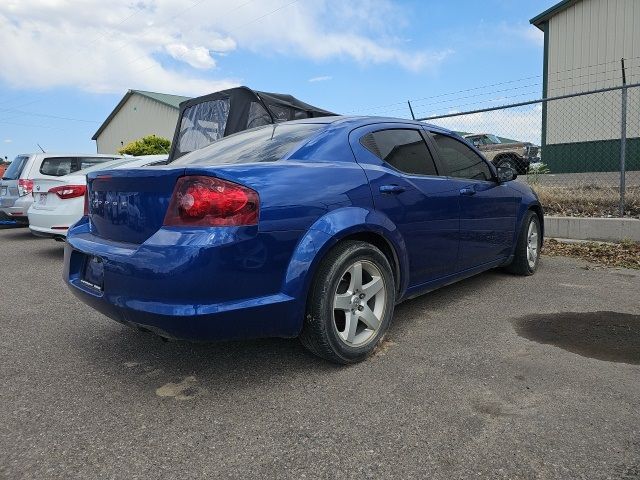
[64,118,543,364]
[28,155,168,239]
[462,133,540,174]
[0,153,122,224]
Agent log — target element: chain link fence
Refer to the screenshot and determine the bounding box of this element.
[418,83,640,218]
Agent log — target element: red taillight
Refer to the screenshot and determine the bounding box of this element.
[49,185,87,200]
[163,176,259,227]
[18,179,34,196]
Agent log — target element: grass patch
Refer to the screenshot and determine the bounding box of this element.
[543,239,640,269]
[532,185,640,218]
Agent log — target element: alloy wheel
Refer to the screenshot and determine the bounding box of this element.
[332,260,387,347]
[527,219,539,269]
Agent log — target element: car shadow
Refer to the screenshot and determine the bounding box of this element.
[74,324,340,395]
[71,267,516,395]
[32,243,65,260]
[0,228,42,240]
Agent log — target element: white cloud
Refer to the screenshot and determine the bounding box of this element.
[165,44,216,69]
[3,139,12,143]
[0,0,449,95]
[308,76,332,83]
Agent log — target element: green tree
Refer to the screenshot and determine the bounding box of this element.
[118,135,171,155]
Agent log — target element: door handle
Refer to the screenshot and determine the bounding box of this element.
[459,187,476,196]
[379,185,406,194]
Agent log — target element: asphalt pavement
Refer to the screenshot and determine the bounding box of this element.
[1,226,639,479]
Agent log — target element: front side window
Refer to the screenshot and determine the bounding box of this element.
[431,133,493,181]
[171,123,324,166]
[485,134,501,144]
[361,129,438,176]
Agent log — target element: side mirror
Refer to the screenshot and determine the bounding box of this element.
[497,166,517,183]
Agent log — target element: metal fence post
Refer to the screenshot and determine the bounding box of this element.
[619,59,627,217]
[620,86,627,217]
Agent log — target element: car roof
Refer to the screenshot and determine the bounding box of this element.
[17,153,123,158]
[282,115,455,135]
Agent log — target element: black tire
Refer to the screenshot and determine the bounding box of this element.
[505,211,541,276]
[300,240,396,364]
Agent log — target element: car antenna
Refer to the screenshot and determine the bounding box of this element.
[37,143,46,153]
[407,100,416,120]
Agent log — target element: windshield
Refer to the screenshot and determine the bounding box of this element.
[171,123,325,166]
[2,155,30,180]
[486,134,501,144]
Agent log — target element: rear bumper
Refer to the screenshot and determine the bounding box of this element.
[1,195,32,223]
[28,209,78,237]
[29,224,67,238]
[64,220,305,341]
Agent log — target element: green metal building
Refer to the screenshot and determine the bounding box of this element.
[530,0,640,173]
[93,90,191,154]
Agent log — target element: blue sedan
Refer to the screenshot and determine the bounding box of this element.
[64,117,543,364]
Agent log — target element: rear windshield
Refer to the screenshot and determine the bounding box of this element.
[40,157,116,177]
[2,155,30,180]
[171,123,324,166]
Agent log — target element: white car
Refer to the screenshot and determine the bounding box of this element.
[28,155,167,239]
[1,153,123,224]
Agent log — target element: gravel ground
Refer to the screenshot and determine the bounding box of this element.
[0,226,639,480]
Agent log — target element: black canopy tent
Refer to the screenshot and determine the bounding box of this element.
[168,86,336,161]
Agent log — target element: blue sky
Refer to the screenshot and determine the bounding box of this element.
[0,0,555,160]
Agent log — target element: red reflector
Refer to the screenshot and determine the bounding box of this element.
[163,176,259,227]
[10,212,24,216]
[49,185,87,200]
[51,226,69,230]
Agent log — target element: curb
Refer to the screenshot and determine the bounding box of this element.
[545,216,640,242]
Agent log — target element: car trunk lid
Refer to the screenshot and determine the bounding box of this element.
[87,167,187,244]
[32,175,85,211]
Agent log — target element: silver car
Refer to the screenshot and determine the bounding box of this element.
[0,153,122,224]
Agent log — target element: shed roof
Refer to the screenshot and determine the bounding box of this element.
[530,0,581,29]
[92,89,191,140]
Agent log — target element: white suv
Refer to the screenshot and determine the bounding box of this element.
[0,153,121,224]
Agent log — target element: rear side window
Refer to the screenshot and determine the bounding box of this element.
[40,157,73,176]
[171,123,324,166]
[2,155,30,180]
[247,102,272,129]
[431,133,493,181]
[39,157,115,176]
[361,129,438,176]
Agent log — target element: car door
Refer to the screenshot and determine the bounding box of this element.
[425,130,517,270]
[349,124,460,288]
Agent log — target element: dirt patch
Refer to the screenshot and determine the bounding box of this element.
[156,376,203,400]
[543,239,640,270]
[533,185,640,218]
[513,312,640,365]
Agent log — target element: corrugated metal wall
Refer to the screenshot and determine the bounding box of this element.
[546,0,640,145]
[95,94,179,154]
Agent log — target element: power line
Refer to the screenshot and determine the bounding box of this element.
[0,109,100,123]
[348,55,640,116]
